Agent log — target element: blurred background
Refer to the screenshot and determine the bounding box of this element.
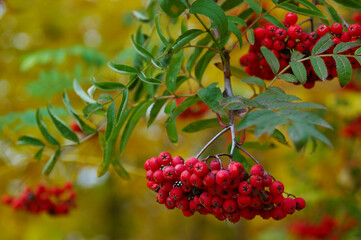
[0,0,360,239]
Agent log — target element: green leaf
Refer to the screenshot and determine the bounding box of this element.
[159,0,187,17]
[245,0,262,14]
[91,77,126,91]
[17,135,45,147]
[197,83,225,114]
[131,34,154,60]
[166,120,178,144]
[34,148,44,162]
[164,100,176,114]
[333,55,352,87]
[288,123,308,151]
[260,46,280,74]
[108,62,139,75]
[139,72,163,85]
[195,49,217,82]
[277,73,298,83]
[268,102,327,110]
[166,95,201,124]
[333,40,361,54]
[355,48,361,56]
[105,101,115,141]
[227,16,246,26]
[119,101,152,155]
[242,76,266,88]
[42,149,61,176]
[189,0,228,39]
[112,153,130,180]
[148,99,168,127]
[311,33,334,55]
[271,129,289,146]
[319,0,342,24]
[331,0,361,9]
[62,91,96,134]
[310,56,328,81]
[278,3,326,19]
[247,29,255,45]
[221,0,244,11]
[165,50,184,93]
[132,10,149,22]
[294,0,325,16]
[289,61,307,85]
[227,18,243,48]
[48,103,79,143]
[237,109,279,130]
[36,109,59,146]
[73,79,96,104]
[278,109,332,129]
[116,89,129,124]
[263,14,286,29]
[173,29,205,52]
[186,35,212,72]
[83,103,103,119]
[291,50,304,62]
[182,118,221,133]
[155,15,168,46]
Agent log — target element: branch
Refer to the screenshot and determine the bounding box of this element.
[195,126,231,159]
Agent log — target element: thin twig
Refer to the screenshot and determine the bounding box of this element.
[182,44,220,53]
[195,126,231,159]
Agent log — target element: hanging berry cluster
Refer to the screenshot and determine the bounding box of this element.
[240,12,361,88]
[1,182,76,215]
[145,152,305,222]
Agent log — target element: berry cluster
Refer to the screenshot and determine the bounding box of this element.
[289,215,357,239]
[145,152,305,222]
[2,182,76,215]
[240,12,361,88]
[176,97,209,119]
[340,115,361,139]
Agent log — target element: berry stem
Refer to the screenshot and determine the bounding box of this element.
[195,126,231,159]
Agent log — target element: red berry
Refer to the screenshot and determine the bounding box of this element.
[203,172,216,187]
[263,175,272,187]
[275,28,288,40]
[209,159,221,170]
[332,37,341,44]
[250,175,263,189]
[158,151,172,166]
[331,23,343,35]
[287,39,296,48]
[182,209,194,217]
[146,170,154,181]
[223,199,237,213]
[199,192,212,209]
[216,170,231,186]
[169,187,183,201]
[176,197,189,210]
[163,166,176,181]
[190,173,203,188]
[153,169,165,183]
[237,195,251,208]
[348,24,361,37]
[288,25,303,39]
[273,40,285,51]
[341,31,351,42]
[282,197,296,214]
[250,165,265,176]
[171,156,184,166]
[149,157,161,171]
[174,164,185,176]
[193,162,209,176]
[211,196,223,208]
[270,181,284,195]
[260,37,273,49]
[265,24,278,37]
[309,31,319,42]
[144,160,151,171]
[317,24,331,37]
[285,12,298,25]
[185,158,199,173]
[254,28,266,41]
[271,206,285,220]
[228,162,244,177]
[238,181,252,195]
[295,197,306,210]
[180,170,191,184]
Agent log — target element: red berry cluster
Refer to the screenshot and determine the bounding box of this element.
[1,182,76,215]
[340,115,361,139]
[240,12,361,88]
[145,152,306,222]
[289,215,357,239]
[176,97,209,119]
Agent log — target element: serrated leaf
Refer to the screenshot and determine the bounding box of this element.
[186,35,212,72]
[278,73,298,83]
[91,77,125,91]
[278,109,332,129]
[228,18,243,48]
[242,76,266,88]
[166,120,178,144]
[190,0,228,39]
[62,91,96,134]
[278,3,326,19]
[165,50,184,93]
[139,72,163,85]
[333,40,361,54]
[195,49,217,82]
[294,0,325,16]
[334,55,352,87]
[268,101,327,110]
[131,34,154,60]
[310,56,328,81]
[271,129,289,146]
[42,149,61,176]
[166,95,201,124]
[263,14,286,29]
[311,33,334,55]
[83,103,103,119]
[245,0,262,14]
[182,118,221,133]
[197,83,224,114]
[36,109,59,146]
[291,50,304,62]
[260,46,280,74]
[108,62,139,75]
[173,29,205,52]
[237,110,280,130]
[73,79,96,104]
[17,135,45,147]
[48,103,79,143]
[105,101,115,141]
[331,0,361,9]
[247,29,255,45]
[221,0,244,11]
[289,61,307,85]
[288,124,308,151]
[159,0,187,17]
[319,0,342,24]
[155,15,169,46]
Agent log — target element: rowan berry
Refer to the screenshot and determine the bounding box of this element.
[285,12,298,25]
